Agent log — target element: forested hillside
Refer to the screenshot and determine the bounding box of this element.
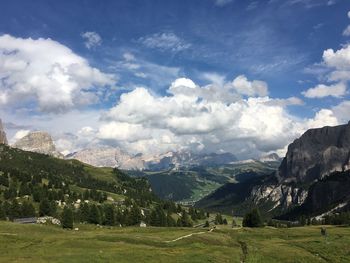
[0,144,205,227]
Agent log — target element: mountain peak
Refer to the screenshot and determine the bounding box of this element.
[0,119,8,145]
[13,131,62,157]
[278,122,350,183]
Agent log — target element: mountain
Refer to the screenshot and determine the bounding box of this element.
[259,153,282,163]
[131,159,280,203]
[67,147,146,170]
[145,150,238,171]
[13,131,63,158]
[197,122,350,219]
[0,119,7,145]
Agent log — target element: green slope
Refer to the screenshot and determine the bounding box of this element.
[0,221,349,262]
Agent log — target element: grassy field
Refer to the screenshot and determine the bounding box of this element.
[0,222,349,262]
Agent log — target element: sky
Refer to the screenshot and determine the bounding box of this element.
[0,0,350,158]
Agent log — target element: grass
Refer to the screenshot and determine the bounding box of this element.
[0,221,349,262]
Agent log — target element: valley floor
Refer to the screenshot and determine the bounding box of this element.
[0,222,349,262]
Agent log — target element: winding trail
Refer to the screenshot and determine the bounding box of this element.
[164,228,214,243]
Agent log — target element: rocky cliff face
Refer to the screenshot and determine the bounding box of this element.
[197,122,350,217]
[67,147,146,170]
[0,119,7,145]
[278,122,350,184]
[13,131,62,158]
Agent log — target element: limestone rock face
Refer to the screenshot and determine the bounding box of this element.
[0,119,7,145]
[67,147,146,170]
[254,122,350,212]
[278,122,350,183]
[13,131,62,157]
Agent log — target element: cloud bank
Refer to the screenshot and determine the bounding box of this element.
[96,76,336,158]
[0,34,115,113]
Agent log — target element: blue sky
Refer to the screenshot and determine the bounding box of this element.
[0,0,350,157]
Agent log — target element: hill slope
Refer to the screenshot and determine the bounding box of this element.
[0,144,196,227]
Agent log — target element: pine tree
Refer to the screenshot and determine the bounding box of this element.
[88,204,101,224]
[62,206,73,229]
[39,199,51,216]
[104,204,115,226]
[242,208,262,227]
[21,201,35,217]
[129,205,142,225]
[0,203,6,220]
[166,213,176,227]
[180,210,192,227]
[9,199,21,219]
[80,203,90,223]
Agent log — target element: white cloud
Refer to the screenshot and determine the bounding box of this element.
[214,0,233,7]
[0,34,115,113]
[343,11,350,36]
[343,25,350,36]
[332,100,350,123]
[81,31,102,49]
[98,77,332,158]
[232,75,269,97]
[138,32,190,52]
[302,82,347,98]
[12,129,30,142]
[306,109,338,128]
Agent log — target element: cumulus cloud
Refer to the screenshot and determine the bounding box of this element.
[302,82,347,98]
[302,40,350,98]
[97,76,333,158]
[332,100,350,123]
[81,31,102,49]
[232,75,268,97]
[138,32,190,52]
[0,34,115,113]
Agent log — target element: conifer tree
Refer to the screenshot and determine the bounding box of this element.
[89,204,101,224]
[62,206,73,229]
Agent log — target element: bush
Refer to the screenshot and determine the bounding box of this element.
[243,208,262,227]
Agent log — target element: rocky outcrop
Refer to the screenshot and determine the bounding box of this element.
[13,131,62,158]
[278,122,350,184]
[67,147,146,170]
[0,119,8,145]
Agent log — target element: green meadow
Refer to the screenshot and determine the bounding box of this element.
[0,221,349,262]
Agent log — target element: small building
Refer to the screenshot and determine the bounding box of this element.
[13,217,37,224]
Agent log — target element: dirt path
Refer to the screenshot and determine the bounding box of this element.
[164,228,214,243]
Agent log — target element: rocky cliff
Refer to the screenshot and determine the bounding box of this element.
[197,122,350,218]
[0,119,7,145]
[13,131,62,158]
[67,147,146,170]
[277,122,350,184]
